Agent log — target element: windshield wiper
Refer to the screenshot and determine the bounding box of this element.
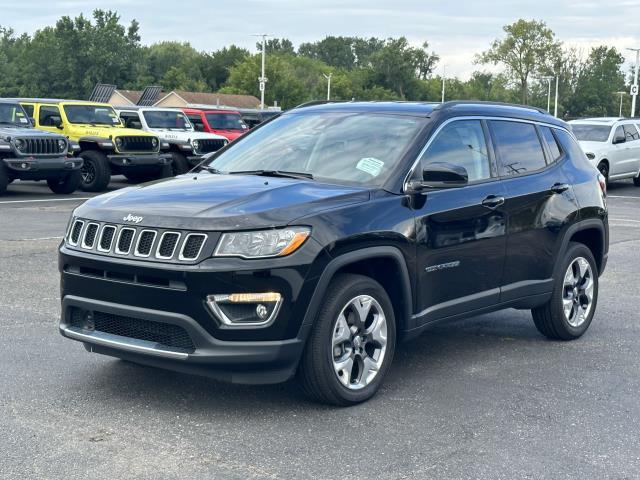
[200,165,223,174]
[229,170,314,180]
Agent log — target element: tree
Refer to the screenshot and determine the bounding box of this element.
[200,45,249,91]
[477,19,561,104]
[565,46,626,117]
[256,38,295,55]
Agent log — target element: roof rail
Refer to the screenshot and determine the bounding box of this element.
[293,100,351,110]
[435,100,549,115]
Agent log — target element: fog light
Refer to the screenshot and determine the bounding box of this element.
[206,292,282,327]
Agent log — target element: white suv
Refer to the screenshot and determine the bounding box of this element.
[116,107,228,175]
[569,117,640,186]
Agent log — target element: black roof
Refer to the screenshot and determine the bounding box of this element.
[290,100,566,128]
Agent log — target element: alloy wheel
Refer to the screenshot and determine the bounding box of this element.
[331,295,387,390]
[81,161,95,184]
[562,257,595,327]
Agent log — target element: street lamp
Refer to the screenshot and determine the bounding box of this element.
[252,34,270,110]
[323,73,332,100]
[626,47,640,117]
[441,64,446,103]
[541,76,553,112]
[616,91,626,117]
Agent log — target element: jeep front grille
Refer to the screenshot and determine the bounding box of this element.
[17,137,62,155]
[117,136,157,152]
[67,219,211,263]
[195,138,226,154]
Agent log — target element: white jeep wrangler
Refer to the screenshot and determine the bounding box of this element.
[116,107,228,175]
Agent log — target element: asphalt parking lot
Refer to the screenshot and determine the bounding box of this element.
[1,179,639,480]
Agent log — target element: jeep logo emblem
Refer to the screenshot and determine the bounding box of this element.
[122,214,144,224]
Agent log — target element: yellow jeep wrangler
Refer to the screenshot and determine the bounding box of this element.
[18,99,172,191]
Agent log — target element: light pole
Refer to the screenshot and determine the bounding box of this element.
[323,73,332,100]
[626,47,640,117]
[616,91,626,117]
[541,76,553,112]
[441,64,446,103]
[252,34,270,110]
[553,74,559,118]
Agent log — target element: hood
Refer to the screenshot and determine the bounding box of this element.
[576,140,608,157]
[75,173,370,231]
[0,126,65,140]
[211,129,245,141]
[155,130,227,142]
[67,124,157,140]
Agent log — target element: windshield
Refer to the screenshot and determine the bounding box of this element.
[208,112,425,186]
[63,105,120,126]
[0,103,30,127]
[205,113,246,130]
[143,110,191,130]
[571,124,612,142]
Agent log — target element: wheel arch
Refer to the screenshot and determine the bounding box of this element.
[301,246,413,338]
[559,219,607,276]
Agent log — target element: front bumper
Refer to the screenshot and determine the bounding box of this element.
[60,296,309,384]
[2,156,83,173]
[107,153,172,168]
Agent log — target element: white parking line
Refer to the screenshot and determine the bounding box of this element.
[608,195,640,200]
[610,218,640,224]
[0,197,90,205]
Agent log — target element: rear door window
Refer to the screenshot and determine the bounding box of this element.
[540,126,562,163]
[490,121,547,176]
[623,124,640,141]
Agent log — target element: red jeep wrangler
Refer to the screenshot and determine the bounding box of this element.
[182,108,248,142]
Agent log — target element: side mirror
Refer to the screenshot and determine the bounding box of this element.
[613,132,626,144]
[407,162,469,192]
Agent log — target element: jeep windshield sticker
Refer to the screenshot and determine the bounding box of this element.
[357,157,384,177]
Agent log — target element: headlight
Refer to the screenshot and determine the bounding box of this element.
[151,137,159,148]
[57,139,67,152]
[14,138,25,151]
[214,227,311,258]
[192,139,200,150]
[585,152,595,160]
[115,137,123,149]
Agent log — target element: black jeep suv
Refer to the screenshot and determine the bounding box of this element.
[59,101,608,405]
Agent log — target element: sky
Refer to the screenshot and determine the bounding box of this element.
[3,0,640,80]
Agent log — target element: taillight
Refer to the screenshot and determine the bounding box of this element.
[597,173,607,197]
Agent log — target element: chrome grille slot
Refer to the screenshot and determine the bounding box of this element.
[98,225,116,252]
[81,223,99,249]
[20,137,59,155]
[156,232,180,259]
[180,234,207,260]
[135,230,157,257]
[116,228,136,255]
[69,220,84,246]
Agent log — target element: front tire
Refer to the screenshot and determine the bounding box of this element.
[532,242,598,340]
[298,274,396,406]
[633,175,640,186]
[80,150,111,192]
[597,161,609,185]
[170,151,190,175]
[47,170,82,194]
[0,165,8,195]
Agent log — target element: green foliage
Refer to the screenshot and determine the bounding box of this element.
[0,12,631,118]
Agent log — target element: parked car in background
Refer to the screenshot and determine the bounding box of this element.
[0,99,82,195]
[117,107,228,175]
[58,101,608,405]
[182,108,248,142]
[240,110,280,129]
[569,117,640,186]
[17,99,171,191]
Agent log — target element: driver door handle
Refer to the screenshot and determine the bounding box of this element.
[550,183,570,194]
[482,195,505,209]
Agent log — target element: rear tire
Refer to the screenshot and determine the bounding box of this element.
[47,170,82,194]
[80,150,111,192]
[633,175,640,186]
[0,165,8,195]
[170,151,190,175]
[298,274,396,406]
[532,242,598,340]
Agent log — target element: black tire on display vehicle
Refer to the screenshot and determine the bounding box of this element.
[0,164,8,195]
[633,175,640,186]
[298,274,396,406]
[80,150,111,192]
[597,161,609,185]
[47,170,82,194]
[124,164,172,183]
[170,151,190,175]
[532,242,599,341]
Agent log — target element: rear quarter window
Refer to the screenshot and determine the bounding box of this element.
[490,120,547,176]
[554,128,588,161]
[540,126,562,163]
